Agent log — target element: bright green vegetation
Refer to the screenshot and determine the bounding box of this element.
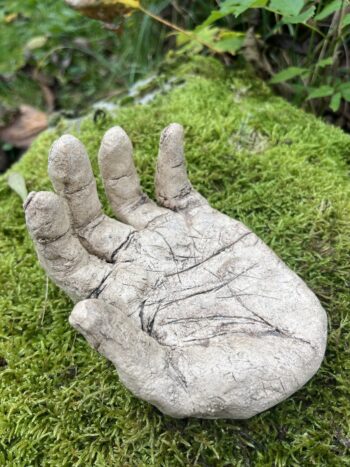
[183,0,350,116]
[0,0,168,112]
[0,0,214,113]
[1,57,349,465]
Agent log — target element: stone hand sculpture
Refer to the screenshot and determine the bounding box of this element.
[24,124,327,419]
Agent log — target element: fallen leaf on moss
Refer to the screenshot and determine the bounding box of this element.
[7,172,28,201]
[0,105,48,149]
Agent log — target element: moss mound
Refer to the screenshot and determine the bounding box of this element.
[1,57,349,465]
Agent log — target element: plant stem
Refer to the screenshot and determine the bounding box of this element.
[138,5,223,54]
[330,1,346,81]
[309,8,342,86]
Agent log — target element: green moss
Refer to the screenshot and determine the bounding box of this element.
[1,57,349,466]
[169,54,229,80]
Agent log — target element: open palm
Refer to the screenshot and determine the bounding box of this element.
[25,124,327,419]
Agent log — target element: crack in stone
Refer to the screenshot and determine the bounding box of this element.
[111,231,137,262]
[88,270,114,299]
[162,314,264,326]
[63,177,94,195]
[145,265,259,336]
[108,173,132,182]
[165,231,252,278]
[37,228,71,245]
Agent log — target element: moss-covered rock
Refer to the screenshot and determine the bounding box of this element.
[1,56,349,465]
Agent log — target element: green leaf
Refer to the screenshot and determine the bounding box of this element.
[2,143,13,151]
[176,26,220,52]
[283,6,315,24]
[219,0,267,17]
[194,26,218,43]
[25,36,47,51]
[202,10,228,27]
[270,66,308,84]
[341,13,350,28]
[175,31,192,46]
[177,27,245,55]
[339,82,350,101]
[269,0,304,17]
[314,0,342,21]
[307,85,335,100]
[315,57,333,68]
[215,36,245,53]
[7,173,28,202]
[330,92,341,111]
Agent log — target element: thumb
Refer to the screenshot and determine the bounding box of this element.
[69,299,178,410]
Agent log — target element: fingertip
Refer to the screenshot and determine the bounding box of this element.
[98,126,165,227]
[25,191,70,240]
[69,300,106,347]
[70,300,92,329]
[100,126,132,158]
[98,126,133,177]
[158,123,185,166]
[48,134,92,193]
[25,191,61,215]
[49,134,83,163]
[156,123,190,206]
[159,123,184,148]
[101,126,131,147]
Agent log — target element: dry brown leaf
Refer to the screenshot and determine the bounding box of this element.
[65,0,140,22]
[0,105,48,148]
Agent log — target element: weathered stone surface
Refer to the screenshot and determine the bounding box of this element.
[24,123,327,419]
